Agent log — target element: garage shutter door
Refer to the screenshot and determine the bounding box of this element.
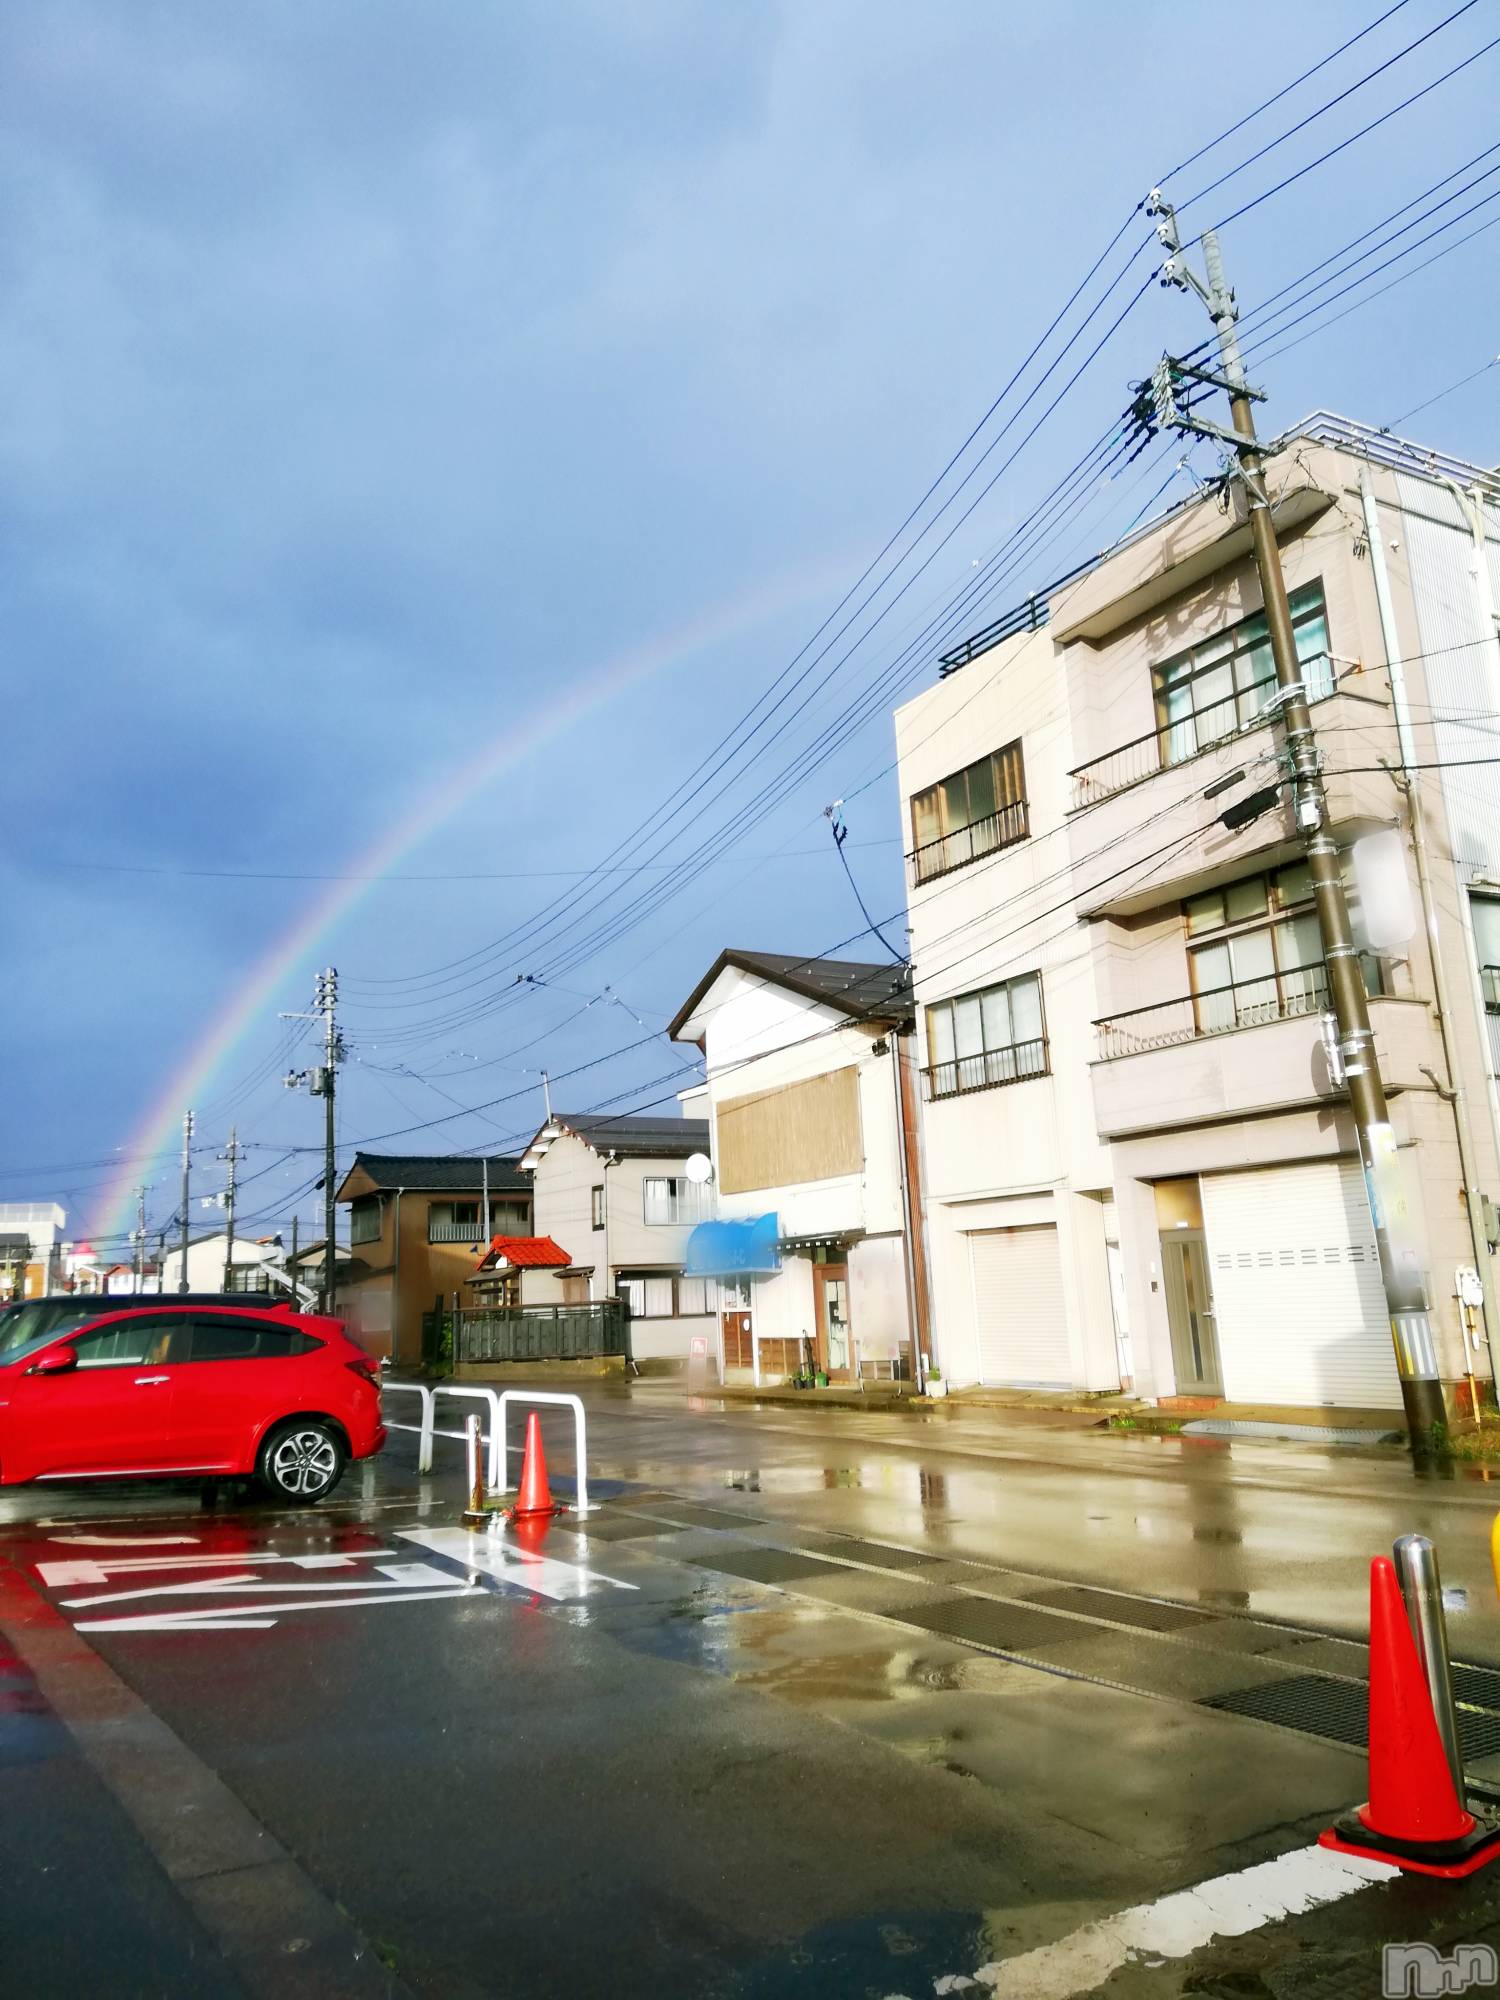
[969,1226,1069,1386]
[1200,1161,1400,1409]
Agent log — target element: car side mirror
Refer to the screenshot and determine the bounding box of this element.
[29,1344,78,1376]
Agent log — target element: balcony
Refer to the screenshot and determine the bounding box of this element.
[1069,677,1300,812]
[923,1036,1049,1102]
[910,799,1029,887]
[428,1218,485,1243]
[1088,989,1432,1140]
[1094,970,1329,1061]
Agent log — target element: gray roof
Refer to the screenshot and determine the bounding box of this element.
[549,1115,710,1160]
[667,950,912,1040]
[339,1153,531,1195]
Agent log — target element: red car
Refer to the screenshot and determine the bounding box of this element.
[0,1300,385,1503]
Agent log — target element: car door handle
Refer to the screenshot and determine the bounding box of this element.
[134,1375,170,1386]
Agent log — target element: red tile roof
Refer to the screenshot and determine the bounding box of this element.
[475,1234,571,1271]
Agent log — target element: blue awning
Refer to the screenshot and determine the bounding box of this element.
[683,1214,781,1278]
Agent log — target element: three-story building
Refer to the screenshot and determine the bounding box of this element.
[896,415,1500,1413]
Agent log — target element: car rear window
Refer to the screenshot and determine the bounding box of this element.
[186,1318,320,1361]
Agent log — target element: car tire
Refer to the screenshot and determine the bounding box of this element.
[257,1420,346,1505]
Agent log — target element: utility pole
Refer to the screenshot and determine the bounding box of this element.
[133,1186,146,1294]
[178,1109,194,1293]
[1143,193,1446,1449]
[289,1212,300,1308]
[220,1128,244,1293]
[155,1227,167,1294]
[481,1154,490,1246]
[284,968,344,1313]
[541,1069,553,1123]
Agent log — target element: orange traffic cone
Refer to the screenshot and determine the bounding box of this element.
[507,1411,562,1523]
[1320,1556,1500,1878]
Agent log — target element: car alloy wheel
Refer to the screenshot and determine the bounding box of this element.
[265,1425,341,1501]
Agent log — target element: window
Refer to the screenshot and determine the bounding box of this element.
[618,1275,676,1318]
[924,972,1047,1099]
[642,1177,712,1226]
[1473,895,1500,1014]
[591,1185,605,1231]
[1185,863,1384,1033]
[185,1317,318,1361]
[911,740,1028,883]
[349,1199,381,1246]
[71,1315,186,1368]
[677,1276,711,1316]
[1153,583,1332,768]
[225,1266,272,1294]
[428,1192,482,1240]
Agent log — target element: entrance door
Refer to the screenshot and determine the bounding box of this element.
[1159,1231,1221,1395]
[814,1266,853,1381]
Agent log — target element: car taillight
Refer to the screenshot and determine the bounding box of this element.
[345,1359,380,1386]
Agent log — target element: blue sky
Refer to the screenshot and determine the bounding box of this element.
[2,1,1498,1253]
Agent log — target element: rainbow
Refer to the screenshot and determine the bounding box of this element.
[95,562,834,1243]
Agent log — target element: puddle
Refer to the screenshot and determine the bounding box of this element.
[728,1906,995,1997]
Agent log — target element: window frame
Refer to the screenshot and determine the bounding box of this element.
[641,1176,711,1226]
[1184,863,1384,1033]
[348,1198,381,1246]
[1152,582,1332,769]
[910,739,1029,884]
[923,971,1049,1100]
[591,1185,605,1231]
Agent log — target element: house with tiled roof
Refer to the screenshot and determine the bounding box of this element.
[517,1111,717,1364]
[668,949,926,1388]
[333,1152,532,1362]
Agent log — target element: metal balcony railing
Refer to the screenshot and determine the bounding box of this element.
[1067,681,1286,811]
[909,799,1029,886]
[1093,969,1330,1059]
[923,1036,1049,1101]
[428,1218,485,1243]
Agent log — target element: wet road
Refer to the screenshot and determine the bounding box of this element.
[5,1384,1500,1997]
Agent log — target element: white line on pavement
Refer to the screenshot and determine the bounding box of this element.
[399,1525,638,1602]
[923,1844,1396,1998]
[60,1562,458,1610]
[73,1585,479,1632]
[36,1550,394,1586]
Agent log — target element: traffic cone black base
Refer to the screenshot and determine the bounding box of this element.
[1320,1808,1500,1880]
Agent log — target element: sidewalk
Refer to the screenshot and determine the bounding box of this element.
[698,1377,1404,1442]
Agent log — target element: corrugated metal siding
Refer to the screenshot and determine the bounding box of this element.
[1201,1161,1400,1409]
[1394,475,1500,876]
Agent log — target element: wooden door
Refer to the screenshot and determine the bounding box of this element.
[812,1264,852,1381]
[721,1310,752,1372]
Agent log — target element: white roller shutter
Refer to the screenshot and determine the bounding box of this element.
[1200,1161,1400,1409]
[969,1226,1069,1386]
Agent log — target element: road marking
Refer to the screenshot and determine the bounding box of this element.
[47,1532,201,1547]
[60,1562,457,1611]
[36,1550,390,1586]
[73,1584,479,1633]
[927,1844,1395,1997]
[399,1525,638,1602]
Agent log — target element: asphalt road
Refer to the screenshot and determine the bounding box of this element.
[5,1383,1500,1997]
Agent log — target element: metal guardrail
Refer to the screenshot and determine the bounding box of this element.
[493,1390,591,1517]
[1093,970,1329,1059]
[380,1380,505,1488]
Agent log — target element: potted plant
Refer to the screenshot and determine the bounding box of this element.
[814,1369,828,1388]
[926,1367,947,1399]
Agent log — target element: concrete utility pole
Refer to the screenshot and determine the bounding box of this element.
[289,1212,299,1308]
[220,1128,243,1293]
[1144,194,1446,1448]
[178,1109,194,1293]
[133,1185,146,1294]
[283,968,344,1314]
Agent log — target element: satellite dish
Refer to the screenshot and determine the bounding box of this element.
[684,1152,714,1186]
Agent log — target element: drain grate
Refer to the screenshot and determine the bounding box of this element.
[1026,1584,1212,1633]
[887,1594,1078,1654]
[1455,1661,1500,1711]
[813,1539,934,1572]
[700,1548,854,1586]
[1202,1673,1500,1759]
[551,1515,678,1542]
[639,1502,765,1530]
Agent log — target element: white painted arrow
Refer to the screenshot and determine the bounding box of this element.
[37,1549,392,1587]
[73,1581,480,1633]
